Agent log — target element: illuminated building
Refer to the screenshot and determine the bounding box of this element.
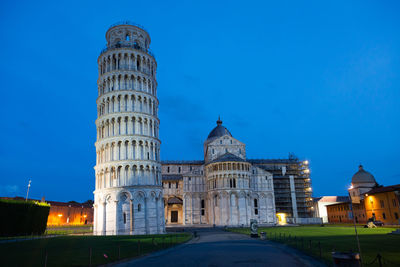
[94,22,164,235]
[363,185,400,225]
[161,119,316,226]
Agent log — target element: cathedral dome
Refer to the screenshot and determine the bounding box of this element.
[351,165,376,185]
[206,117,232,141]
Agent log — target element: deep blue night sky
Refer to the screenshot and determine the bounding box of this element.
[0,0,399,202]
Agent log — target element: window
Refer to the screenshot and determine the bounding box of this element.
[178,167,181,173]
[123,212,127,224]
[230,179,233,188]
[230,140,232,144]
[395,212,399,220]
[393,199,397,207]
[220,140,222,144]
[225,148,228,153]
[214,195,218,206]
[380,200,385,208]
[201,199,205,216]
[382,212,386,220]
[126,34,130,41]
[190,166,192,171]
[175,182,178,189]
[212,149,214,154]
[239,149,241,154]
[138,204,141,212]
[233,179,236,188]
[167,166,170,173]
[254,199,258,215]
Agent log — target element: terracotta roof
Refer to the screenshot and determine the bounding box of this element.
[365,184,400,195]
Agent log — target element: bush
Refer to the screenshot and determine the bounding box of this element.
[0,199,50,237]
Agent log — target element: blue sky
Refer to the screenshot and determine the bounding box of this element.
[0,0,399,202]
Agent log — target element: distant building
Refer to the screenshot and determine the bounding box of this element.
[326,165,400,225]
[364,184,400,225]
[46,200,93,226]
[0,197,93,226]
[326,201,367,224]
[161,118,317,226]
[313,196,349,223]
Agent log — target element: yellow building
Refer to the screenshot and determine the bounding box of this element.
[363,184,400,225]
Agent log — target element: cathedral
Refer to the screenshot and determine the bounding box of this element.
[162,118,314,226]
[93,22,314,235]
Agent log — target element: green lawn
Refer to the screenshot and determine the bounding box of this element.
[0,233,191,267]
[45,225,93,235]
[228,226,400,266]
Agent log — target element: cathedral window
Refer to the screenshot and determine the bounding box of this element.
[212,149,214,154]
[138,204,141,212]
[201,199,205,216]
[123,212,127,224]
[175,182,178,189]
[225,148,228,153]
[230,179,232,188]
[178,167,181,173]
[169,182,171,188]
[233,179,236,188]
[254,199,258,215]
[167,166,170,173]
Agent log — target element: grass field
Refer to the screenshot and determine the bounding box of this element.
[228,226,400,266]
[0,233,191,266]
[45,225,93,235]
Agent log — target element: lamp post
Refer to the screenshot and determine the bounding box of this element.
[25,180,31,201]
[348,185,363,264]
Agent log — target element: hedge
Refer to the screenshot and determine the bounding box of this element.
[0,199,50,237]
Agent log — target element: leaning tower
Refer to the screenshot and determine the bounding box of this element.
[93,22,164,235]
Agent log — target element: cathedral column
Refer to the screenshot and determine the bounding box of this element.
[102,201,106,235]
[114,200,119,235]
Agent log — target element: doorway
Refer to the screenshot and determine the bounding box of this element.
[171,211,178,223]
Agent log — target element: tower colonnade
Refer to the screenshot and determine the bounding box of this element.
[94,23,164,235]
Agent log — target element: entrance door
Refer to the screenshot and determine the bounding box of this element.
[171,211,178,223]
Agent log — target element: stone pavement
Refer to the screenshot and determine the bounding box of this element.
[114,227,326,267]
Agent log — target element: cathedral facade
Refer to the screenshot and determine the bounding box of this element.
[162,118,313,226]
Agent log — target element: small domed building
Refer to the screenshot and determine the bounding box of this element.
[349,165,378,203]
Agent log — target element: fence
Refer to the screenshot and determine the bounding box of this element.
[0,232,190,267]
[262,232,397,267]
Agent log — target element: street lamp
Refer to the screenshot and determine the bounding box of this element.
[348,186,363,264]
[25,180,31,201]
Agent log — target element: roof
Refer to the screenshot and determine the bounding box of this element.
[162,175,183,181]
[161,160,204,165]
[167,197,183,205]
[208,152,246,164]
[314,196,349,202]
[352,165,376,184]
[365,184,400,195]
[248,159,299,164]
[205,118,232,143]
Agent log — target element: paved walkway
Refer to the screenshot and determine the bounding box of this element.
[114,228,326,267]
